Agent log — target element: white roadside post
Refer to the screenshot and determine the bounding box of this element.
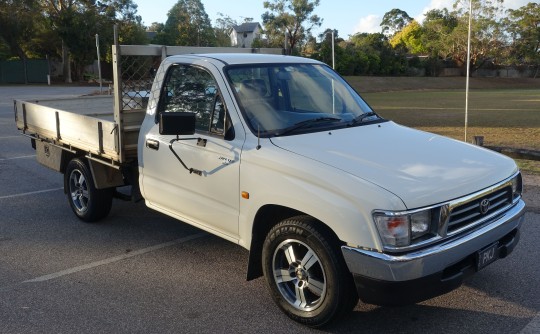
[464,0,473,142]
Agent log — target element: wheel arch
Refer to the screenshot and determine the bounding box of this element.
[246,204,343,281]
[63,157,114,222]
[63,156,125,193]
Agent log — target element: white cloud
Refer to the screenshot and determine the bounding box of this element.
[415,0,454,23]
[504,0,532,10]
[352,15,382,34]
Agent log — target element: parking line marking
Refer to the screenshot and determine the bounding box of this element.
[0,135,25,139]
[0,188,63,200]
[0,154,36,161]
[23,233,207,283]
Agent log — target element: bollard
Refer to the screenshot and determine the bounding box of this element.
[473,136,484,146]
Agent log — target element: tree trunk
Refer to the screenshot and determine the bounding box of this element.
[62,40,72,83]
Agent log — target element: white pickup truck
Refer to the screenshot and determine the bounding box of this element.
[15,44,525,327]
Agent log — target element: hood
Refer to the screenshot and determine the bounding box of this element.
[270,122,517,209]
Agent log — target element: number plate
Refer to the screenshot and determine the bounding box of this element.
[476,242,499,271]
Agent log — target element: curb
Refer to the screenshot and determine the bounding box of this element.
[486,146,540,161]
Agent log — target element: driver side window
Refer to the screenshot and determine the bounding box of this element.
[160,64,220,133]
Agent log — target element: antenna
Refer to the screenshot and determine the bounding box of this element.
[256,125,261,150]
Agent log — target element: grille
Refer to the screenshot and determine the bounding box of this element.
[447,186,513,234]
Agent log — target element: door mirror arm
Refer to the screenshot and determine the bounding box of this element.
[159,112,203,176]
[168,137,203,176]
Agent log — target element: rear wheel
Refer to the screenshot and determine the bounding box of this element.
[65,158,113,222]
[262,216,358,327]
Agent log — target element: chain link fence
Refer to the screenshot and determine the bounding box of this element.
[118,54,161,111]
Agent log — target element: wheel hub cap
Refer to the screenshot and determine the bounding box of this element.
[295,267,308,281]
[69,169,88,213]
[272,239,327,312]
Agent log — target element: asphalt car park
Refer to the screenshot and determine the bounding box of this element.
[0,86,539,333]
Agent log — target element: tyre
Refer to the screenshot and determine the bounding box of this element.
[65,158,113,222]
[262,216,358,327]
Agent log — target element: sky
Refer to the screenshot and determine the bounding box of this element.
[134,0,532,39]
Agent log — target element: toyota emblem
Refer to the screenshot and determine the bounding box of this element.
[479,199,491,215]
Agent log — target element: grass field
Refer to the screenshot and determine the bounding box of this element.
[344,77,540,174]
[362,89,540,150]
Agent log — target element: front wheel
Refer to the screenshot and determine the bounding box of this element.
[262,216,358,327]
[65,158,113,222]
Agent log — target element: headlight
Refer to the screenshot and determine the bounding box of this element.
[410,211,431,238]
[374,210,433,248]
[511,173,523,199]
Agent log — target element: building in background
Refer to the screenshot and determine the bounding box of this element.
[230,22,262,48]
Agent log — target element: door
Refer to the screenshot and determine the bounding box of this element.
[140,62,242,239]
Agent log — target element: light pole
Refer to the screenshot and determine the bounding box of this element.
[95,34,102,93]
[332,30,335,69]
[464,0,473,142]
[326,30,335,69]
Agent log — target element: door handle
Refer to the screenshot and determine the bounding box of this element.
[146,139,159,150]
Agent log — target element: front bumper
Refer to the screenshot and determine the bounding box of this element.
[341,199,526,306]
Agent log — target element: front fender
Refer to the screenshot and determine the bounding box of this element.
[238,142,406,252]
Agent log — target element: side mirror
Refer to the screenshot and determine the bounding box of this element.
[159,112,196,136]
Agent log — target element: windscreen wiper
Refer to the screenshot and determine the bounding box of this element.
[275,117,342,136]
[349,112,380,125]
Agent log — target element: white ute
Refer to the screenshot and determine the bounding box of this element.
[15,45,525,327]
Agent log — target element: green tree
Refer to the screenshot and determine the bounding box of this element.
[381,8,412,36]
[40,0,79,82]
[262,0,322,54]
[147,22,165,44]
[419,1,505,73]
[390,20,427,54]
[448,0,505,70]
[0,0,39,61]
[251,36,265,48]
[336,41,363,75]
[423,7,459,43]
[421,8,458,55]
[350,33,406,75]
[314,29,339,66]
[420,8,458,75]
[41,0,146,82]
[310,29,369,75]
[505,2,540,75]
[155,0,215,46]
[214,13,238,47]
[0,41,9,60]
[102,0,148,45]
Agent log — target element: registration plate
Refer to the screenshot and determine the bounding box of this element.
[476,242,499,271]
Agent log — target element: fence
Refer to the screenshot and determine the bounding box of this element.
[0,59,49,84]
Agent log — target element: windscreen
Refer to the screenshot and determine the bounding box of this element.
[226,63,378,136]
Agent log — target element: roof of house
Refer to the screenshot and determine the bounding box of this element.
[231,22,262,33]
[146,31,157,41]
